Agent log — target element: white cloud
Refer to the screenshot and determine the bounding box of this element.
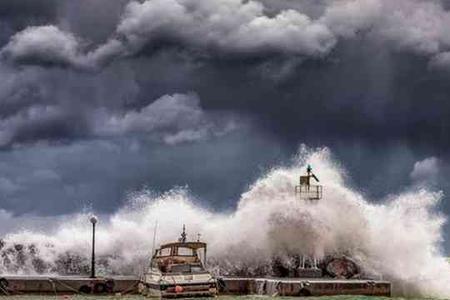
[0,26,124,71]
[321,0,383,38]
[1,26,85,68]
[410,157,439,184]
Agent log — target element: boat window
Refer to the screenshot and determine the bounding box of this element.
[196,249,205,262]
[159,247,171,256]
[177,247,194,256]
[170,264,191,273]
[191,265,204,272]
[151,259,157,267]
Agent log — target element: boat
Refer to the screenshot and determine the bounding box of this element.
[139,226,217,298]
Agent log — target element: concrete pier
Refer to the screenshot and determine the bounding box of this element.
[218,277,391,297]
[0,275,391,297]
[0,275,140,295]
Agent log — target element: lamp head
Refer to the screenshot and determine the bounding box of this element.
[90,215,98,225]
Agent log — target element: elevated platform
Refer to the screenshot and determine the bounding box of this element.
[295,165,323,200]
[218,277,391,297]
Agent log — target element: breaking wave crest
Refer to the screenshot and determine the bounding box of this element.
[0,147,449,298]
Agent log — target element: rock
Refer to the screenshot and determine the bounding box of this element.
[324,256,359,279]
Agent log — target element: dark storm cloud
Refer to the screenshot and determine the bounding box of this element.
[4,0,450,71]
[0,0,126,43]
[0,1,450,157]
[2,0,450,150]
[91,93,239,144]
[2,0,450,250]
[1,0,338,70]
[57,0,129,42]
[0,82,239,147]
[0,0,58,29]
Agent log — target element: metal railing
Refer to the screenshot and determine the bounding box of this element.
[295,185,322,200]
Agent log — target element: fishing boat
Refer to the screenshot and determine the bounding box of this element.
[139,226,217,298]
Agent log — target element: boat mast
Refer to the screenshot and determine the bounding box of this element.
[179,224,187,243]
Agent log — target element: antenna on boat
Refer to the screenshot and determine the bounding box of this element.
[197,233,201,242]
[151,220,158,256]
[179,224,187,243]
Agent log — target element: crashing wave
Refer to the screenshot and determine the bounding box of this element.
[0,146,448,297]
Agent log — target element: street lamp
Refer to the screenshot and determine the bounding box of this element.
[90,215,98,278]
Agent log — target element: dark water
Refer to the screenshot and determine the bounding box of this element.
[0,296,429,300]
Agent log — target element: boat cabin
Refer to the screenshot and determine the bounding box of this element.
[141,226,217,298]
[151,234,208,274]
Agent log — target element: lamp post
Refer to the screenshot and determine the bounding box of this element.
[90,215,98,278]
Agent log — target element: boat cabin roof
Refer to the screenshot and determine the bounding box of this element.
[159,241,207,250]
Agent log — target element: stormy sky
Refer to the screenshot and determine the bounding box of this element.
[1,0,450,248]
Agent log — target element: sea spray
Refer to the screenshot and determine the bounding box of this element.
[0,147,448,297]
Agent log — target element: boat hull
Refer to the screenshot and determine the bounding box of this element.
[140,273,217,298]
[140,282,217,298]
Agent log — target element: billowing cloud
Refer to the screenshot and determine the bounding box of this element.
[0,26,127,70]
[321,0,382,38]
[410,157,440,184]
[3,0,450,70]
[322,0,450,68]
[92,93,238,144]
[323,0,450,50]
[0,91,239,147]
[2,0,450,149]
[0,105,72,147]
[1,0,338,69]
[116,0,335,56]
[1,26,85,68]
